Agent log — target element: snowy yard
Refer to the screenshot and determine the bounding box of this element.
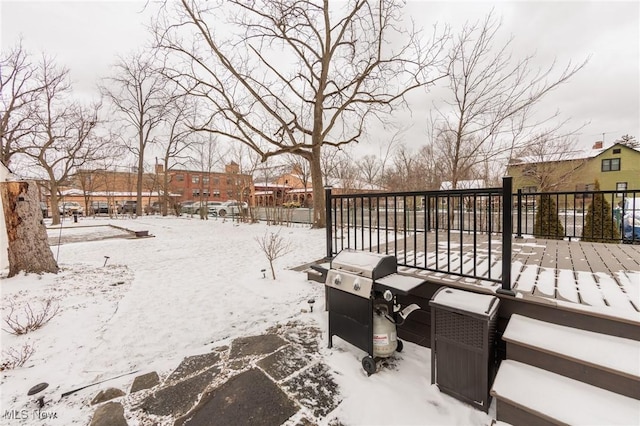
[1,217,492,425]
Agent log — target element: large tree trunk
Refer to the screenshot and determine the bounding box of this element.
[49,182,61,226]
[0,181,59,277]
[136,151,144,216]
[310,148,325,228]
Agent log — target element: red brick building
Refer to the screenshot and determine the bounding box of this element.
[157,162,253,205]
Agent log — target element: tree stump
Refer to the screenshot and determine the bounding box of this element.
[0,181,58,277]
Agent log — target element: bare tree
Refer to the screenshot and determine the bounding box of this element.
[101,52,170,216]
[358,155,383,189]
[430,12,587,189]
[284,154,311,206]
[21,57,103,226]
[154,0,448,227]
[616,134,639,149]
[157,94,193,216]
[189,134,220,219]
[225,144,261,220]
[255,230,292,279]
[0,40,46,168]
[512,133,585,192]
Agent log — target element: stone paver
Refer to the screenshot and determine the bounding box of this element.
[167,352,220,383]
[130,372,160,393]
[282,363,341,418]
[257,344,313,382]
[140,367,220,417]
[177,368,298,426]
[119,323,339,426]
[91,388,125,405]
[90,402,128,426]
[229,334,287,358]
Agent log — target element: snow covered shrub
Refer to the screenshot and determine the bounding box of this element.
[0,343,35,370]
[534,194,565,240]
[2,298,60,335]
[582,181,620,242]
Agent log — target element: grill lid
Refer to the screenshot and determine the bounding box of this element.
[330,249,397,279]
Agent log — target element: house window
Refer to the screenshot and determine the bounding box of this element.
[192,175,200,184]
[601,158,621,172]
[226,178,232,185]
[203,176,209,184]
[212,177,219,186]
[616,182,627,197]
[213,190,220,197]
[175,174,184,182]
[202,190,210,197]
[192,189,200,197]
[523,186,537,193]
[612,148,621,154]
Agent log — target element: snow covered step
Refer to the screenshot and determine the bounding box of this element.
[491,360,640,426]
[502,314,640,399]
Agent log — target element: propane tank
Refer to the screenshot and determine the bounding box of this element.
[372,304,397,358]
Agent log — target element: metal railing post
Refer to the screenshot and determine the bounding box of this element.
[516,189,523,238]
[498,177,516,296]
[325,185,333,259]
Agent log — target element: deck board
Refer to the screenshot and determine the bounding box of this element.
[364,231,640,315]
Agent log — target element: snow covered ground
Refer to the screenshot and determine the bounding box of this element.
[1,216,494,425]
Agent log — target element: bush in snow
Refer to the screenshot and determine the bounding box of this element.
[255,231,292,279]
[2,298,60,335]
[1,343,35,370]
[581,180,620,242]
[534,194,565,240]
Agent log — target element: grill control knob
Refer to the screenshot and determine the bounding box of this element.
[353,279,361,291]
[333,274,342,286]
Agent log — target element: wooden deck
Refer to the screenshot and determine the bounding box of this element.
[371,233,640,319]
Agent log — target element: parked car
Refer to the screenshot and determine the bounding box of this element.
[90,201,109,215]
[621,197,640,243]
[203,201,224,216]
[180,201,197,215]
[192,201,219,216]
[283,201,301,208]
[217,201,248,217]
[117,200,137,214]
[58,201,83,216]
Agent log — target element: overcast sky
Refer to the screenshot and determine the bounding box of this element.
[2,1,639,156]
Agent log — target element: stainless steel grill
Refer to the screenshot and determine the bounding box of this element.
[325,249,425,375]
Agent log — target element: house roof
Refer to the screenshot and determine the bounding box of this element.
[510,142,640,165]
[325,177,386,191]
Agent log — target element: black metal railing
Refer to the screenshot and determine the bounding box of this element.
[325,179,640,292]
[514,189,640,243]
[326,177,514,292]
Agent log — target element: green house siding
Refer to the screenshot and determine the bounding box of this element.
[577,145,640,191]
[508,144,640,194]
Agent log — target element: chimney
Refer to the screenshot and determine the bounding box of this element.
[225,162,240,174]
[155,164,164,174]
[592,141,603,149]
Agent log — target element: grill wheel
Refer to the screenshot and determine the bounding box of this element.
[362,356,377,376]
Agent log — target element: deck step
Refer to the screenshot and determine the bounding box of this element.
[502,314,640,399]
[491,360,640,426]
